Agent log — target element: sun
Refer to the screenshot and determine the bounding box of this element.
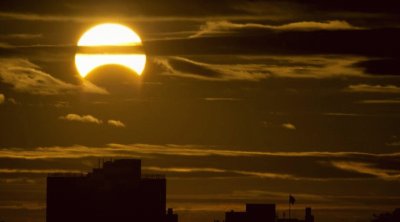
[75,23,146,78]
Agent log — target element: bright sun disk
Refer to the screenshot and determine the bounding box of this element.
[75,23,146,78]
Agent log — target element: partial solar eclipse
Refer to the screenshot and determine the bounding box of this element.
[75,23,146,78]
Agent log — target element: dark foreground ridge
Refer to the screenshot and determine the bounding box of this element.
[46,159,177,222]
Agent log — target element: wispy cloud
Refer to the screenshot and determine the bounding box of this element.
[0,144,399,182]
[59,114,126,127]
[0,143,399,160]
[107,120,126,128]
[203,97,241,101]
[330,161,400,180]
[347,84,400,93]
[191,20,361,38]
[0,33,42,39]
[0,178,36,184]
[0,58,107,95]
[144,166,226,174]
[144,166,294,179]
[358,99,400,104]
[154,56,365,81]
[0,12,283,23]
[0,168,81,174]
[323,112,362,117]
[282,123,296,130]
[0,201,45,210]
[59,114,102,124]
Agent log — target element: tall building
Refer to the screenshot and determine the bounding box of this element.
[47,159,177,222]
[305,207,314,222]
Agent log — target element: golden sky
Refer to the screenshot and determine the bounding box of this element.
[0,1,400,222]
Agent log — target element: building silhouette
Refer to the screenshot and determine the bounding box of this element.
[225,204,276,222]
[371,208,400,222]
[225,204,313,222]
[46,159,178,222]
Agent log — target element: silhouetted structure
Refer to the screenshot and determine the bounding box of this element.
[371,208,400,222]
[225,204,276,222]
[166,208,179,222]
[305,207,314,222]
[47,159,177,222]
[225,204,314,222]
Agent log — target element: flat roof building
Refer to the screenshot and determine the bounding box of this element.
[47,159,176,222]
[225,204,314,222]
[225,204,276,222]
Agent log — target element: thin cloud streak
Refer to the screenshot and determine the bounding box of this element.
[144,166,294,179]
[0,145,399,182]
[347,84,400,93]
[0,144,399,160]
[0,33,43,39]
[191,20,361,38]
[330,161,400,180]
[203,97,241,101]
[358,99,400,104]
[154,56,365,81]
[0,12,286,23]
[0,168,81,174]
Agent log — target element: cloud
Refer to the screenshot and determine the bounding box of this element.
[330,161,400,180]
[0,201,45,210]
[203,98,241,101]
[347,84,400,93]
[282,123,296,130]
[323,112,362,117]
[0,58,108,95]
[0,11,276,23]
[0,178,36,184]
[0,168,80,174]
[80,79,109,95]
[59,114,102,124]
[0,93,4,104]
[144,166,294,179]
[154,55,364,81]
[0,144,399,182]
[59,114,127,127]
[107,120,126,128]
[191,20,361,38]
[0,143,399,160]
[358,99,400,104]
[54,101,70,108]
[0,33,42,39]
